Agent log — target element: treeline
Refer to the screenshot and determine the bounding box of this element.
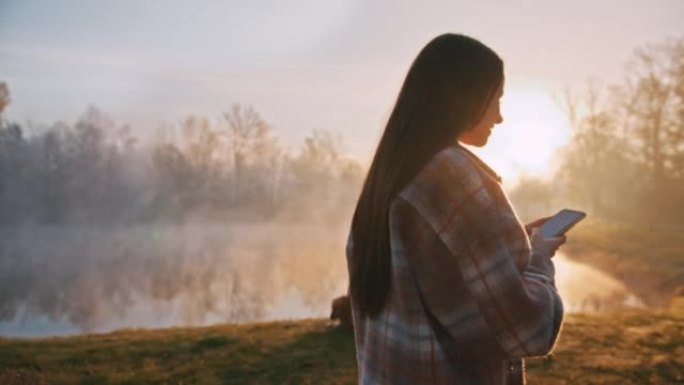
[0,93,364,225]
[511,37,684,226]
[2,37,682,228]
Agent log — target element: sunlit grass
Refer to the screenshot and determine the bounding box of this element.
[0,320,357,385]
[1,299,682,384]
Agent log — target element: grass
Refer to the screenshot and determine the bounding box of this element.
[0,320,357,385]
[524,297,684,384]
[1,298,683,384]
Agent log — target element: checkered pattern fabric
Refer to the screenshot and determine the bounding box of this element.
[347,144,564,385]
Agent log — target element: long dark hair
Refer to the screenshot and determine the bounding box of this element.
[349,33,504,318]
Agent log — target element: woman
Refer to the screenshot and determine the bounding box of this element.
[346,33,565,384]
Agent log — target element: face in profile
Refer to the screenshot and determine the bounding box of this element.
[458,81,504,147]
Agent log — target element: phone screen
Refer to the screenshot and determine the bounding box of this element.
[539,209,586,238]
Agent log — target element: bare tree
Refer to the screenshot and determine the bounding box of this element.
[613,38,684,223]
[222,104,281,212]
[616,38,684,183]
[559,83,635,220]
[558,37,684,224]
[0,82,9,124]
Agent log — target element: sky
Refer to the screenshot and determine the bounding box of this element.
[1,0,683,181]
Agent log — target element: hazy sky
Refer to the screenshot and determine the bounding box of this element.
[1,0,683,180]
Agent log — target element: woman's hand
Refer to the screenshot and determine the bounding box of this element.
[530,227,566,258]
[524,216,552,236]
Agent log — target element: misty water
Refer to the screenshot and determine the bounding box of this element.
[0,223,349,338]
[0,224,643,338]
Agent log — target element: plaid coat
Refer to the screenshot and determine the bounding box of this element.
[346,144,564,385]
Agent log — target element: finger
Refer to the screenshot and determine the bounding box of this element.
[549,236,566,247]
[534,216,553,225]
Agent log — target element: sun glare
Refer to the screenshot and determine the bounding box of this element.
[471,85,573,183]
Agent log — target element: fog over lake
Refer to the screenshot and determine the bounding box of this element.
[0,222,648,338]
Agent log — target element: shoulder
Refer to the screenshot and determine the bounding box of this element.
[397,145,486,207]
[390,145,513,262]
[391,145,499,238]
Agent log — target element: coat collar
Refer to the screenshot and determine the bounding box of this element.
[455,143,503,184]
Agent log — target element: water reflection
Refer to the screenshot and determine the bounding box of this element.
[0,223,348,337]
[0,227,645,338]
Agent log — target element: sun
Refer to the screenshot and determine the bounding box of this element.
[467,84,573,183]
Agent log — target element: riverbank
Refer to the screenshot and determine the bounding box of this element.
[564,219,684,308]
[1,297,682,384]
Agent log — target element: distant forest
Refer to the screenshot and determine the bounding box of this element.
[0,99,365,225]
[511,37,683,226]
[1,37,682,227]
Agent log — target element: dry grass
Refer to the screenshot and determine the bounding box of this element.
[525,297,684,384]
[1,298,683,384]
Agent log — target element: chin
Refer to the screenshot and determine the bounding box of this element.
[471,138,488,147]
[459,135,489,147]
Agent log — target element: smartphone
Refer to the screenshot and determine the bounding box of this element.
[538,209,586,238]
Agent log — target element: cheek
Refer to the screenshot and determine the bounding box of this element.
[479,110,495,128]
[488,104,501,124]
